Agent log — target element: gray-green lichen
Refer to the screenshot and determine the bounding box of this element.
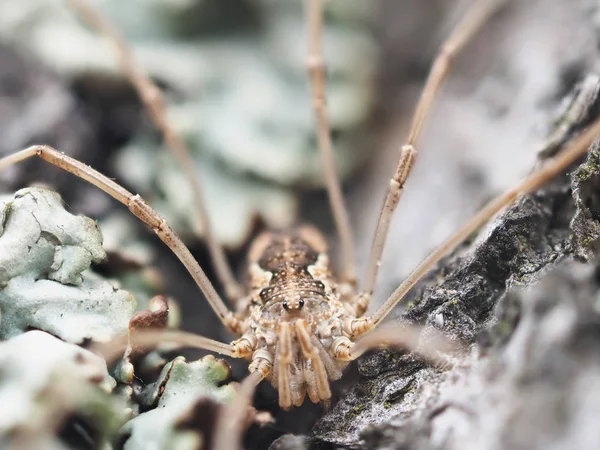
[119,355,236,450]
[570,143,600,260]
[98,211,173,316]
[0,330,125,448]
[0,0,377,246]
[0,186,237,448]
[0,187,135,343]
[115,141,298,246]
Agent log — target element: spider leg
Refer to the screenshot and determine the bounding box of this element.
[275,322,294,409]
[295,319,331,404]
[361,0,507,301]
[366,113,600,328]
[67,0,244,304]
[213,371,264,450]
[305,0,356,286]
[0,146,242,333]
[92,329,240,364]
[335,323,456,365]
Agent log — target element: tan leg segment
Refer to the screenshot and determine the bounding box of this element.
[67,0,243,303]
[336,323,455,366]
[370,114,600,327]
[213,370,264,450]
[0,146,240,333]
[294,320,331,403]
[349,323,453,362]
[306,0,356,285]
[361,0,507,299]
[92,329,237,365]
[277,323,294,409]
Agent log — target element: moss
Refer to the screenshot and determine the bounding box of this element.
[574,164,598,181]
[368,383,379,398]
[349,403,366,418]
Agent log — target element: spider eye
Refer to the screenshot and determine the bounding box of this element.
[298,298,305,308]
[282,301,289,311]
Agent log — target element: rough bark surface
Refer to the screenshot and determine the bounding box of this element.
[271,69,600,450]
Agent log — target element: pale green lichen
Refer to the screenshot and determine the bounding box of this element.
[0,188,104,287]
[0,0,377,246]
[0,186,236,448]
[116,142,298,246]
[120,355,236,450]
[0,187,135,343]
[0,330,125,447]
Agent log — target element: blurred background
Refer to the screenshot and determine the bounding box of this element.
[0,0,599,446]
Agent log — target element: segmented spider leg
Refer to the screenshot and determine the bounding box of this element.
[91,329,239,364]
[361,0,507,301]
[305,0,356,286]
[366,114,600,328]
[295,320,331,404]
[67,0,244,304]
[334,323,455,365]
[213,370,264,450]
[276,322,294,409]
[0,146,242,333]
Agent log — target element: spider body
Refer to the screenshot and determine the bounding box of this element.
[236,226,356,408]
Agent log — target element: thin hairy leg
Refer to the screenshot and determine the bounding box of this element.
[213,371,264,450]
[305,0,356,285]
[0,146,241,333]
[335,323,456,365]
[67,0,243,303]
[361,0,507,300]
[275,323,294,409]
[295,320,331,403]
[91,329,238,365]
[366,115,600,327]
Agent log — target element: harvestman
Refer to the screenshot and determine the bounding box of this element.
[2,0,600,448]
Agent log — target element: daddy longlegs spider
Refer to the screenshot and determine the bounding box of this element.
[2,0,600,448]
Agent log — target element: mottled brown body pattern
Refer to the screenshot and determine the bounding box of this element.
[233,226,353,408]
[256,229,326,307]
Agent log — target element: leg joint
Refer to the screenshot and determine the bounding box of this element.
[306,55,325,73]
[249,349,273,377]
[393,144,417,185]
[343,317,373,338]
[231,334,256,358]
[224,311,243,335]
[128,194,162,229]
[332,337,353,361]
